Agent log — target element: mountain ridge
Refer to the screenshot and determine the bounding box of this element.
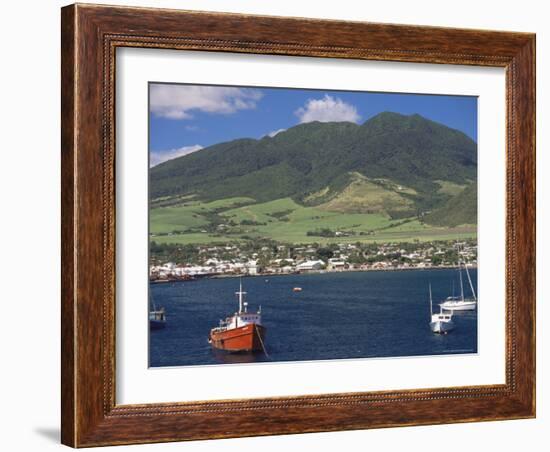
[150,112,477,226]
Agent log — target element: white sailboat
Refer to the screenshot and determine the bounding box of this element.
[429,283,455,334]
[439,261,477,311]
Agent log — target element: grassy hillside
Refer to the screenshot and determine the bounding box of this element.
[149,112,478,245]
[318,173,415,215]
[424,183,477,227]
[150,195,476,246]
[150,197,254,234]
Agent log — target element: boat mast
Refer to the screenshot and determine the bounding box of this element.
[451,279,455,298]
[459,265,465,302]
[464,262,478,300]
[429,283,433,318]
[236,278,247,313]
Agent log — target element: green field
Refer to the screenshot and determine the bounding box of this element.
[150,195,476,245]
[149,197,254,234]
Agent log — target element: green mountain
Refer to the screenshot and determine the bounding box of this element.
[424,183,477,227]
[150,112,477,226]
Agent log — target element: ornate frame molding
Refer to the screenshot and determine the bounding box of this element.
[62,4,535,447]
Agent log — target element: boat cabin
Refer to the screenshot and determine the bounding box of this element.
[212,311,262,333]
[444,296,462,302]
[230,312,262,329]
[211,280,264,334]
[432,312,452,322]
[149,308,166,322]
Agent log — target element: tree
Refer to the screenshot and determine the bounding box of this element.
[316,247,334,261]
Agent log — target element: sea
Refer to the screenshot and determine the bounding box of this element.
[149,268,478,367]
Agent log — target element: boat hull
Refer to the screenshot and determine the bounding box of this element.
[149,319,166,330]
[430,320,455,334]
[439,302,476,311]
[209,324,266,352]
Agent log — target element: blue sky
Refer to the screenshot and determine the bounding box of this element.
[149,83,477,167]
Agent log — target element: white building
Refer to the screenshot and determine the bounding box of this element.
[246,260,260,275]
[296,260,325,272]
[327,258,346,271]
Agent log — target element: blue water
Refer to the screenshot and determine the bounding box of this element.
[149,269,477,367]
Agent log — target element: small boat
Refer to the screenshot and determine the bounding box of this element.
[149,293,166,330]
[149,307,166,330]
[430,310,454,334]
[429,284,454,334]
[208,280,267,353]
[439,260,477,311]
[292,287,303,292]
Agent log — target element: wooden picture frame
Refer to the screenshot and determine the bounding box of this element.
[61,3,535,447]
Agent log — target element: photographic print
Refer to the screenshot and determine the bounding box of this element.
[148,83,478,367]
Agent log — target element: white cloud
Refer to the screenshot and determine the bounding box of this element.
[295,95,360,124]
[266,128,286,138]
[150,84,263,120]
[150,145,203,167]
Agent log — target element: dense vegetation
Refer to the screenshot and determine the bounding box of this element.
[150,112,478,242]
[424,183,477,227]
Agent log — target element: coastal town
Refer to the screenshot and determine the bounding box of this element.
[149,238,477,282]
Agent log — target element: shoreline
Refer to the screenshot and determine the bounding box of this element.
[212,265,477,279]
[150,264,477,284]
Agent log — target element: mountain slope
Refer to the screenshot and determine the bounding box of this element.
[317,173,414,215]
[423,183,477,227]
[150,112,477,223]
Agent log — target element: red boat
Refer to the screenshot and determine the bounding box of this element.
[208,280,266,352]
